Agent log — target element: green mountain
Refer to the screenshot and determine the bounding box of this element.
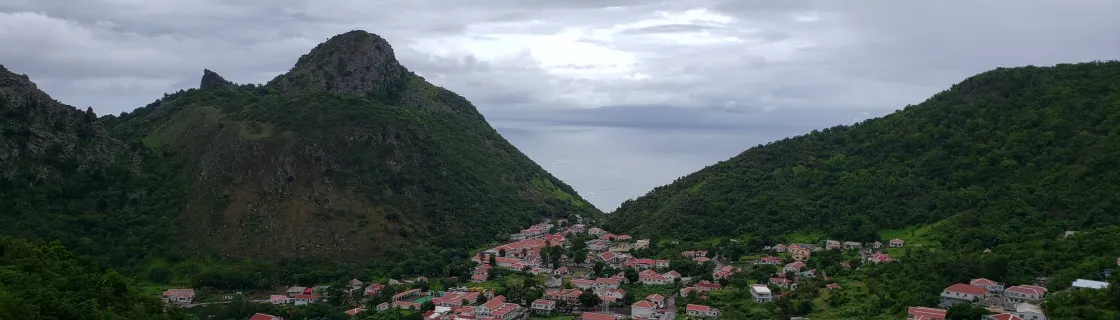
[1,31,597,272]
[608,61,1120,248]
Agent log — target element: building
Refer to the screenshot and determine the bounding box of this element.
[842,241,862,249]
[759,256,782,265]
[162,289,195,304]
[694,280,722,292]
[646,294,665,308]
[393,289,421,302]
[531,299,556,314]
[588,228,606,236]
[868,252,893,263]
[750,284,773,303]
[940,284,988,307]
[1071,279,1110,290]
[970,278,1004,293]
[685,304,720,318]
[365,283,385,296]
[344,307,366,317]
[249,313,283,320]
[594,277,622,290]
[682,250,708,258]
[631,300,657,319]
[769,277,795,289]
[1004,285,1046,304]
[890,238,905,247]
[286,286,307,297]
[433,291,480,307]
[294,294,318,306]
[783,261,806,273]
[347,279,364,290]
[791,247,811,261]
[773,244,787,252]
[571,279,595,290]
[983,314,1023,320]
[907,307,947,320]
[269,295,292,305]
[824,240,841,250]
[826,283,841,290]
[1011,302,1046,320]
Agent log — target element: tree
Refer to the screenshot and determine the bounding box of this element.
[421,301,436,312]
[573,250,588,264]
[624,268,639,283]
[499,249,507,257]
[593,262,606,276]
[946,303,991,320]
[579,290,601,308]
[489,254,497,266]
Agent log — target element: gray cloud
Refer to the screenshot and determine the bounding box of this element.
[1,0,1117,208]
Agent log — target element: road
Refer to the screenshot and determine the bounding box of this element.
[711,254,723,269]
[661,294,678,320]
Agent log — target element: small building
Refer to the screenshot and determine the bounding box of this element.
[1004,285,1047,304]
[530,299,556,314]
[1011,302,1046,320]
[393,288,421,301]
[783,261,807,273]
[294,294,318,306]
[769,277,795,289]
[286,286,307,297]
[646,294,665,308]
[685,304,720,318]
[344,307,366,317]
[759,256,782,265]
[907,306,947,320]
[249,313,283,320]
[750,284,773,303]
[631,300,657,319]
[269,295,292,305]
[162,289,195,304]
[889,238,905,248]
[940,284,988,308]
[970,278,1004,293]
[693,256,712,264]
[842,241,862,249]
[347,279,364,290]
[773,244,787,252]
[1071,279,1110,290]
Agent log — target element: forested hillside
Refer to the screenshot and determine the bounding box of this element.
[0,31,597,282]
[608,61,1120,250]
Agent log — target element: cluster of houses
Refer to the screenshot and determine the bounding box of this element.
[906,278,1058,320]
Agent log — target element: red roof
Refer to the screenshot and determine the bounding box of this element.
[970,278,998,286]
[696,281,721,289]
[345,308,365,316]
[294,294,318,300]
[162,288,196,298]
[632,300,655,308]
[249,314,281,320]
[599,251,617,260]
[785,261,806,270]
[646,294,664,301]
[481,296,506,309]
[582,312,615,320]
[907,307,946,319]
[686,304,711,312]
[944,283,988,295]
[988,313,1023,320]
[826,283,841,289]
[532,299,555,306]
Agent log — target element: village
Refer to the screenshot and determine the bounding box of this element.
[158,219,1115,320]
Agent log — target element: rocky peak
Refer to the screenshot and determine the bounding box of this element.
[269,30,409,101]
[200,69,234,90]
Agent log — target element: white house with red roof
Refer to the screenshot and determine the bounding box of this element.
[294,294,318,306]
[907,307,946,320]
[598,251,623,265]
[970,278,1004,293]
[984,314,1023,320]
[868,252,893,263]
[940,284,988,307]
[530,299,556,314]
[773,243,787,252]
[593,277,622,290]
[654,259,670,269]
[571,279,595,290]
[393,289,422,302]
[890,238,905,247]
[544,289,582,303]
[759,256,782,265]
[783,261,806,273]
[433,291,480,307]
[364,283,385,296]
[692,256,711,264]
[475,296,507,317]
[588,240,609,251]
[646,294,665,308]
[344,307,365,317]
[249,313,283,320]
[685,304,720,318]
[713,265,740,279]
[631,300,657,319]
[639,270,670,285]
[623,258,657,270]
[599,288,625,302]
[162,289,195,304]
[1003,285,1046,304]
[588,227,607,236]
[694,280,722,292]
[599,233,618,241]
[617,235,633,241]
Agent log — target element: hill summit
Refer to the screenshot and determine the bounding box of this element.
[1,30,598,269]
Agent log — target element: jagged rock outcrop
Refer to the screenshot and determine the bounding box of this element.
[199,69,235,89]
[269,30,410,101]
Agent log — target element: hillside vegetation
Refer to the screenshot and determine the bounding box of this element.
[609,61,1120,249]
[0,31,597,283]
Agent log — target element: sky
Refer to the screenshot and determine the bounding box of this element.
[2,0,1118,210]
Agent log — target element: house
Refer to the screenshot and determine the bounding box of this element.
[685,304,720,318]
[530,299,556,314]
[769,277,795,289]
[843,241,862,249]
[344,307,366,317]
[294,294,318,306]
[285,286,307,297]
[784,261,807,273]
[546,275,563,288]
[588,228,607,236]
[680,286,701,297]
[639,270,670,285]
[249,313,283,320]
[655,259,670,269]
[599,233,618,241]
[545,289,582,304]
[475,296,506,317]
[581,312,616,320]
[162,289,195,304]
[1004,285,1046,304]
[646,294,666,308]
[599,288,626,302]
[433,291,481,307]
[907,307,947,320]
[617,235,633,241]
[682,250,708,258]
[555,266,571,275]
[1071,279,1110,290]
[347,279,364,290]
[588,240,609,251]
[393,289,422,301]
[750,284,773,303]
[940,284,988,307]
[773,243,787,252]
[624,258,657,270]
[824,240,841,250]
[571,279,595,290]
[693,256,711,264]
[790,247,811,261]
[594,277,622,290]
[826,283,841,290]
[695,280,722,292]
[631,300,657,319]
[376,302,390,311]
[759,256,782,265]
[868,252,893,263]
[984,314,1023,320]
[1011,302,1046,320]
[713,265,739,279]
[664,270,681,280]
[970,278,1005,293]
[890,238,905,247]
[471,273,488,283]
[872,241,882,249]
[269,295,292,304]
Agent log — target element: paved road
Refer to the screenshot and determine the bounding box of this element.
[661,294,678,320]
[711,254,723,269]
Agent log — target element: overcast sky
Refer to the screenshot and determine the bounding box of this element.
[2,0,1118,210]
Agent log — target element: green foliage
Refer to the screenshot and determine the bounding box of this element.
[0,237,193,320]
[608,61,1120,250]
